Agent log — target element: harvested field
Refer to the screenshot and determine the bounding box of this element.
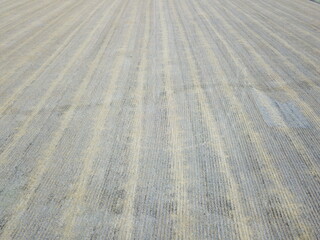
[0,0,320,239]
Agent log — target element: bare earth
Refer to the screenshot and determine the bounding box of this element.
[0,0,320,239]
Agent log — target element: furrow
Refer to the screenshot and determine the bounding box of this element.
[159,0,193,238]
[0,0,128,238]
[116,0,150,239]
[60,0,136,238]
[170,0,253,239]
[0,0,89,89]
[0,0,109,117]
[187,0,314,238]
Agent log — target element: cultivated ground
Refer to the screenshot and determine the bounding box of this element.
[0,0,319,239]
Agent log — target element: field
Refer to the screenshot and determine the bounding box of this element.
[0,0,319,239]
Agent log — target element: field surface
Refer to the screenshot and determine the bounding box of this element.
[0,0,320,239]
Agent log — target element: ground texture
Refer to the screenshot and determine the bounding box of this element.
[0,0,320,239]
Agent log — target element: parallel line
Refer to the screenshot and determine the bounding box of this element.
[60,0,135,238]
[0,1,124,237]
[117,0,150,238]
[160,0,193,238]
[171,0,253,238]
[190,0,313,237]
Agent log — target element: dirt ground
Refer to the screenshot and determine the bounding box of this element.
[0,0,319,239]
